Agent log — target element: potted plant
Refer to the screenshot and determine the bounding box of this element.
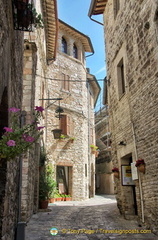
[52,129,62,139]
[69,137,76,143]
[112,167,119,178]
[13,1,44,31]
[90,144,98,154]
[59,134,66,141]
[49,192,56,203]
[39,165,56,209]
[135,159,145,173]
[65,195,72,201]
[54,192,62,202]
[95,150,99,157]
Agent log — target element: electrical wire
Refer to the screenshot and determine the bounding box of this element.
[36,74,106,82]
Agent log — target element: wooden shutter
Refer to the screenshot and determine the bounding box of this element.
[60,115,73,136]
[60,115,67,135]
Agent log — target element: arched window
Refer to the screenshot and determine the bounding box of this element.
[73,44,78,59]
[62,37,67,54]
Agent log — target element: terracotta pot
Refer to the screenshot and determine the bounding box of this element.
[65,197,72,201]
[55,197,62,201]
[113,172,119,178]
[137,164,145,173]
[49,198,55,203]
[40,200,49,209]
[95,151,99,157]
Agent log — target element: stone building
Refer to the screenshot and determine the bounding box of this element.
[0,0,24,239]
[21,0,58,222]
[95,103,114,195]
[46,20,100,200]
[0,0,58,239]
[89,0,158,233]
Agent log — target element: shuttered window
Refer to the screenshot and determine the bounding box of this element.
[60,115,74,136]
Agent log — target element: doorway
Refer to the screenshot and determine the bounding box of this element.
[121,155,138,215]
[56,166,72,195]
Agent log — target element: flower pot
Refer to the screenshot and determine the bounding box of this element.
[49,198,55,203]
[113,172,119,178]
[91,149,96,154]
[55,197,62,202]
[137,164,145,173]
[52,129,62,139]
[65,197,72,201]
[39,200,49,209]
[95,151,99,157]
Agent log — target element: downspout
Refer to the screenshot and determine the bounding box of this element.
[132,123,145,223]
[87,79,91,198]
[89,15,104,26]
[85,52,94,58]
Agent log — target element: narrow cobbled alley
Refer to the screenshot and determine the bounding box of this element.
[25,195,157,240]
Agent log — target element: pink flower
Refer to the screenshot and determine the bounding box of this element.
[36,126,45,130]
[22,134,27,140]
[7,140,16,146]
[25,136,35,142]
[3,127,13,132]
[9,107,20,112]
[35,106,44,112]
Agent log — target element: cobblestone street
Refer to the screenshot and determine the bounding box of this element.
[25,195,157,240]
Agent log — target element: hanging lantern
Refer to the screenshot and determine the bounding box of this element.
[52,129,62,139]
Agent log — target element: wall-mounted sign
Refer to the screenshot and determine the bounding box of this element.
[121,165,135,186]
[131,162,138,180]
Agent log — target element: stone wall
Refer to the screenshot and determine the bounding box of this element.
[103,0,158,232]
[0,0,24,239]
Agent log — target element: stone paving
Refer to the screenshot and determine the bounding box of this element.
[25,195,157,240]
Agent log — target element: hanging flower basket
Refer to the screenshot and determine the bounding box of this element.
[90,144,98,154]
[12,0,44,31]
[113,172,119,178]
[95,150,99,157]
[52,129,62,139]
[135,159,145,173]
[112,167,119,178]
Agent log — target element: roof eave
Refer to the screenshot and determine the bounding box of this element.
[42,0,58,62]
[59,19,94,53]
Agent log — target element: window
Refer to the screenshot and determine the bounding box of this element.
[60,115,74,136]
[73,44,78,59]
[61,73,70,91]
[62,37,67,54]
[117,58,125,97]
[113,0,120,19]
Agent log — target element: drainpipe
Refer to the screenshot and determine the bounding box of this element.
[87,79,91,198]
[89,15,104,26]
[132,123,144,223]
[16,111,27,240]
